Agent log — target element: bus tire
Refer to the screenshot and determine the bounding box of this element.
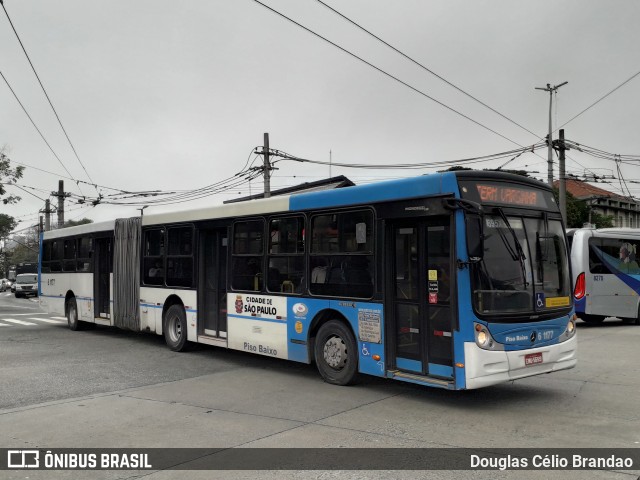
[164,304,189,352]
[580,314,605,324]
[66,297,82,331]
[314,320,358,386]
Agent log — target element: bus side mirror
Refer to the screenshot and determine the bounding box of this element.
[466,214,484,261]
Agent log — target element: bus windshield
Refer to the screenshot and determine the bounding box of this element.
[473,215,571,318]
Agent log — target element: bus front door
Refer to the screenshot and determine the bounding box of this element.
[199,229,228,338]
[389,219,454,378]
[94,237,112,319]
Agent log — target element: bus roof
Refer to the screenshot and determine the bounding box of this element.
[42,170,550,237]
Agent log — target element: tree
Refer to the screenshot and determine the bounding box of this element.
[64,218,93,228]
[0,213,17,239]
[0,147,24,205]
[559,189,614,228]
[0,214,18,277]
[589,212,614,229]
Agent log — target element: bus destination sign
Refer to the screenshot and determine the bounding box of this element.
[475,184,547,208]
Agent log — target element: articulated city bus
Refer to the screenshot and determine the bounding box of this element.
[39,170,577,389]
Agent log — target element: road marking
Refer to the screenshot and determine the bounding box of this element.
[4,312,47,316]
[0,323,9,326]
[28,317,64,324]
[3,318,37,326]
[51,316,67,320]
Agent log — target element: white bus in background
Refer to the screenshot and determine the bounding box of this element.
[568,227,640,324]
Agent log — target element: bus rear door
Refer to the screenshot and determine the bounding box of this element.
[198,228,228,338]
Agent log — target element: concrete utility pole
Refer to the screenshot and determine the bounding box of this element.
[535,81,568,186]
[57,180,64,228]
[263,133,271,198]
[556,129,569,224]
[44,199,51,232]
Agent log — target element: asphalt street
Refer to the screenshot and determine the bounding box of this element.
[1,293,639,479]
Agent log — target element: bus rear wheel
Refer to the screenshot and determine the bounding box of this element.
[66,298,82,331]
[314,320,358,386]
[164,304,189,352]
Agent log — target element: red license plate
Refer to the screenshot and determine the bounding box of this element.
[525,352,543,366]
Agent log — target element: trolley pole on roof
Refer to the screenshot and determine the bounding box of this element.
[263,132,271,198]
[535,81,568,186]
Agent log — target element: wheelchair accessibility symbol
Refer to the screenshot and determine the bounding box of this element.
[361,344,370,356]
[536,293,545,309]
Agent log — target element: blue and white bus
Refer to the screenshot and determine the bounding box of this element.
[569,227,640,325]
[39,170,577,389]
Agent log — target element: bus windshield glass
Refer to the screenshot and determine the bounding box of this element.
[473,215,571,318]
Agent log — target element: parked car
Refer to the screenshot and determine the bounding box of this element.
[14,273,38,298]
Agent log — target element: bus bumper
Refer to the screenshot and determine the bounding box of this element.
[463,335,578,389]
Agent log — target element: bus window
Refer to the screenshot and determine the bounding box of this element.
[143,229,165,286]
[267,217,304,293]
[232,220,264,291]
[166,226,194,288]
[77,237,92,272]
[310,210,373,298]
[63,239,77,272]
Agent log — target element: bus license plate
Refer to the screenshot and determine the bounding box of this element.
[525,352,543,366]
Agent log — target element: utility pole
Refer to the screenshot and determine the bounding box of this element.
[51,180,69,229]
[44,199,51,232]
[57,180,64,228]
[535,81,568,186]
[263,133,271,198]
[555,129,569,224]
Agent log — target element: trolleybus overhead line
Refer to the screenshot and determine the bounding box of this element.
[314,0,542,141]
[260,143,547,170]
[252,0,536,150]
[1,1,96,192]
[86,170,264,207]
[0,71,79,190]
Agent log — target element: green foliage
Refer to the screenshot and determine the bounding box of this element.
[7,243,38,265]
[0,149,24,205]
[64,218,93,228]
[590,212,614,229]
[554,188,615,228]
[0,214,17,239]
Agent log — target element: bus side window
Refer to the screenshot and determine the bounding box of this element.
[232,220,264,291]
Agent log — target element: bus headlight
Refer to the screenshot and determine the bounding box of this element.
[474,323,504,351]
[562,315,577,341]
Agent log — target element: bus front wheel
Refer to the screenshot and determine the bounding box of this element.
[66,298,82,331]
[314,320,358,386]
[164,304,189,352]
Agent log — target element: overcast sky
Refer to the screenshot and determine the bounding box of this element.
[2,0,639,232]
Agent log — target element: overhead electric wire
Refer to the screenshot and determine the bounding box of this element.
[1,71,76,181]
[252,0,530,149]
[267,143,546,170]
[1,1,96,189]
[315,0,541,140]
[558,69,640,131]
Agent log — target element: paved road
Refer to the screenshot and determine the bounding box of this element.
[1,294,639,479]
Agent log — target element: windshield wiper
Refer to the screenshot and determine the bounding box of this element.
[495,208,526,262]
